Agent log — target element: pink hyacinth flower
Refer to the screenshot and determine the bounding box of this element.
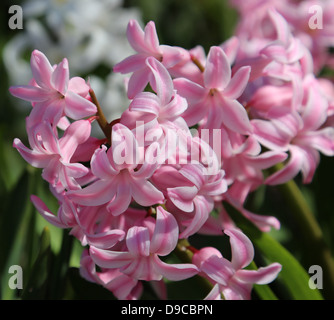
[174,46,252,134]
[9,50,97,127]
[67,123,164,216]
[13,119,92,192]
[89,206,199,281]
[113,20,188,98]
[193,228,282,300]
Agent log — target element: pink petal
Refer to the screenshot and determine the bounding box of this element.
[301,128,334,156]
[223,66,251,100]
[13,138,51,168]
[68,77,90,97]
[126,19,147,53]
[161,45,189,68]
[179,163,206,189]
[130,176,164,207]
[30,50,53,89]
[59,120,91,161]
[218,95,252,134]
[193,247,232,286]
[150,206,179,255]
[30,195,68,228]
[251,119,290,151]
[9,85,50,102]
[173,77,206,103]
[204,284,222,300]
[179,196,212,238]
[107,178,132,216]
[129,91,160,116]
[146,57,173,105]
[67,180,116,206]
[167,186,197,212]
[126,226,151,257]
[265,146,304,185]
[64,91,97,120]
[113,53,148,74]
[204,46,231,90]
[91,146,119,179]
[153,255,199,281]
[89,246,132,268]
[224,228,254,269]
[51,58,69,95]
[127,68,151,99]
[144,21,160,53]
[220,36,239,65]
[84,230,125,250]
[268,9,290,46]
[236,262,282,284]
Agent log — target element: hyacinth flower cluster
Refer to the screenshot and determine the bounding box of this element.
[10,9,334,300]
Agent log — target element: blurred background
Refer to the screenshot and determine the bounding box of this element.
[0,0,333,300]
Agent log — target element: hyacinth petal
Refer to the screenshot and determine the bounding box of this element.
[68,77,90,97]
[107,179,132,216]
[59,120,91,162]
[129,91,160,116]
[84,229,125,250]
[126,19,147,53]
[150,206,179,256]
[179,197,212,239]
[89,246,132,268]
[153,255,199,281]
[68,180,115,206]
[130,177,164,207]
[9,85,50,102]
[13,138,51,168]
[223,66,251,100]
[160,45,188,68]
[179,163,206,189]
[30,50,53,89]
[167,186,197,212]
[113,53,148,74]
[126,226,151,257]
[64,91,97,120]
[181,100,208,127]
[51,58,69,95]
[247,151,288,169]
[268,9,290,46]
[204,284,222,300]
[105,273,140,300]
[224,228,254,269]
[218,95,252,135]
[144,21,160,53]
[265,146,304,185]
[251,119,289,151]
[31,195,67,228]
[302,128,334,156]
[173,78,206,103]
[220,36,239,65]
[91,146,118,179]
[204,46,231,90]
[127,68,151,99]
[236,263,282,285]
[146,57,173,105]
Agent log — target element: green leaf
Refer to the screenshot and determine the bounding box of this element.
[20,226,53,300]
[230,207,324,300]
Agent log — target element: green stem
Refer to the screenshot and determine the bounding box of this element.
[271,166,334,299]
